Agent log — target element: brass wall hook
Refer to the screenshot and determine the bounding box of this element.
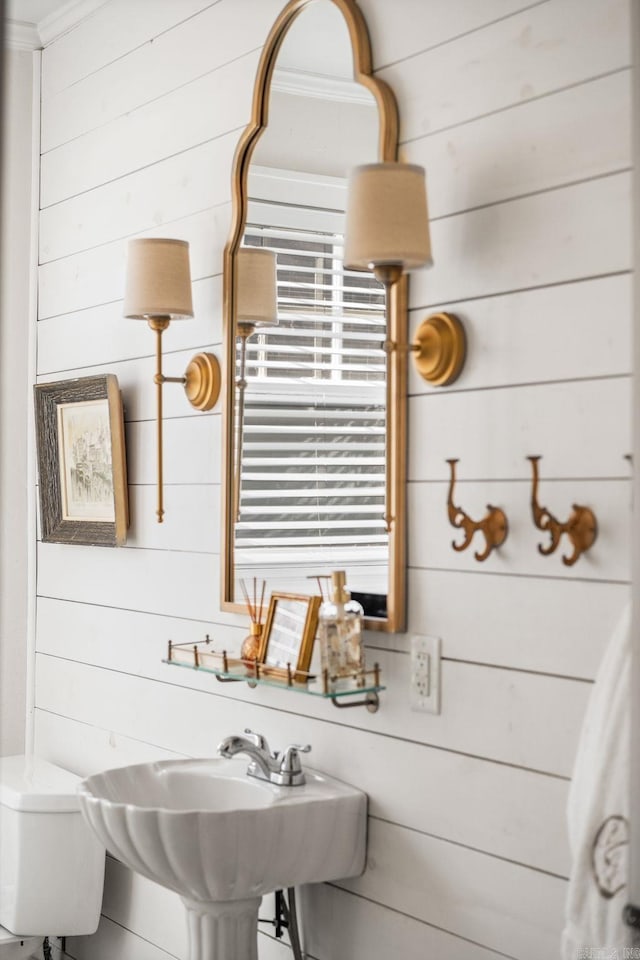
[446,459,508,562]
[527,456,597,566]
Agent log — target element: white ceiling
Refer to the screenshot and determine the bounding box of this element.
[6,0,70,25]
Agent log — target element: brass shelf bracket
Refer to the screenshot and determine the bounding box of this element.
[331,691,380,713]
[527,456,597,566]
[325,664,381,713]
[446,459,508,562]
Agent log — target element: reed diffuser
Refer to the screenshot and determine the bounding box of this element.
[240,578,266,664]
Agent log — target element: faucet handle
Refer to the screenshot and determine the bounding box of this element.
[244,728,272,754]
[280,743,311,779]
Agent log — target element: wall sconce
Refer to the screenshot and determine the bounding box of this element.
[344,162,466,388]
[344,162,466,529]
[234,247,279,521]
[124,238,221,523]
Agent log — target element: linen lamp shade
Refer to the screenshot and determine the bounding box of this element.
[236,247,278,326]
[344,162,432,271]
[124,238,194,319]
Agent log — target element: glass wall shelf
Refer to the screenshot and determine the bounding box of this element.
[163,639,383,713]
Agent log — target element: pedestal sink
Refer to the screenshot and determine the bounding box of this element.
[77,757,367,960]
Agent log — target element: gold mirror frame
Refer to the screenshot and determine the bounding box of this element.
[222,0,407,632]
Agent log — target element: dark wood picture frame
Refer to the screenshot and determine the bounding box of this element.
[258,592,321,681]
[34,375,129,546]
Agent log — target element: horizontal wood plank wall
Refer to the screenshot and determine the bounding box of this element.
[34,0,631,957]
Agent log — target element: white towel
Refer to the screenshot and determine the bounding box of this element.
[562,603,632,957]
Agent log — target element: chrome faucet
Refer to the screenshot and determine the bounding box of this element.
[217,729,311,786]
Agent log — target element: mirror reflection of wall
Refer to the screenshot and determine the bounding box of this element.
[232,0,389,616]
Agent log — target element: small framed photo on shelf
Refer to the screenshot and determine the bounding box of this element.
[259,592,321,682]
[34,374,129,546]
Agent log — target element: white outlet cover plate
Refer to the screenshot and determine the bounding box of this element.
[410,635,441,714]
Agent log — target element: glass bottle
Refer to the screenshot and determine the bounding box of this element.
[318,570,365,691]
[241,622,262,667]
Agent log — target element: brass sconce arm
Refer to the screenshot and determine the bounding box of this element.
[234,323,254,523]
[446,458,508,562]
[150,318,187,387]
[380,299,466,532]
[374,265,404,533]
[527,456,597,566]
[148,318,220,523]
[150,318,169,525]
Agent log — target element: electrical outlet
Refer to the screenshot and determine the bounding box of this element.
[410,635,441,714]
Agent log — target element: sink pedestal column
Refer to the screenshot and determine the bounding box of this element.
[182,896,261,960]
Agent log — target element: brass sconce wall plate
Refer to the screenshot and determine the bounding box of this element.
[413,312,466,386]
[446,458,508,562]
[183,353,221,412]
[527,456,597,566]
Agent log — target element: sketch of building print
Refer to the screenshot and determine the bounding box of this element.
[69,421,113,505]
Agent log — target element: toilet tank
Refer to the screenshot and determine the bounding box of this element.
[0,756,105,937]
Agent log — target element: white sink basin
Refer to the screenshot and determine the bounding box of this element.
[78,756,367,960]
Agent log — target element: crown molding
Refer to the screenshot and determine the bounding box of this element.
[5,20,41,50]
[5,0,107,50]
[37,0,108,45]
[272,67,376,106]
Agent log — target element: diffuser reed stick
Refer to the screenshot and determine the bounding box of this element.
[240,577,266,663]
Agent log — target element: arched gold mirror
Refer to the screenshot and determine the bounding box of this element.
[222,0,407,632]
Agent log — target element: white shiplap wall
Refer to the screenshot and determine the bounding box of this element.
[33,1,631,958]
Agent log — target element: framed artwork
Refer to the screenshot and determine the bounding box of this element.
[258,592,321,681]
[34,375,129,546]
